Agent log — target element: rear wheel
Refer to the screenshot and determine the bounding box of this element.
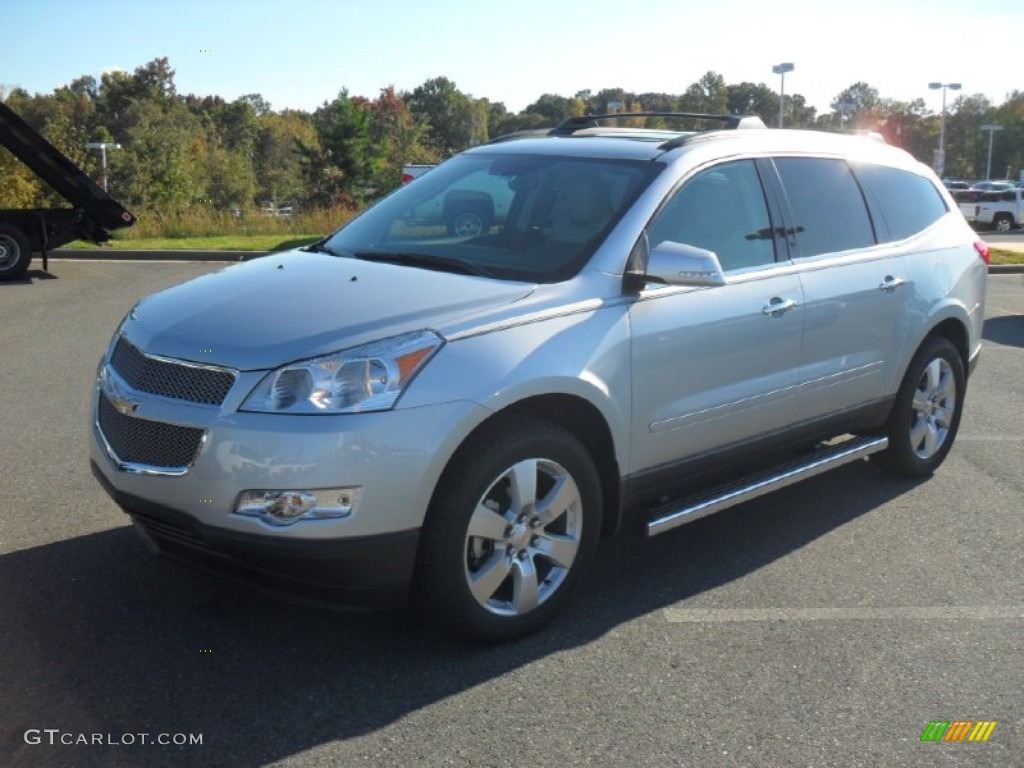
[0,225,32,280]
[993,213,1014,233]
[446,209,488,237]
[415,417,601,642]
[872,336,965,477]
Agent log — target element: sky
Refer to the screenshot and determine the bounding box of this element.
[1,0,1021,118]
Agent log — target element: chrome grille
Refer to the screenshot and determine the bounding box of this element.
[97,394,205,469]
[111,337,235,406]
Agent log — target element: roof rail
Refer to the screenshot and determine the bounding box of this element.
[549,112,766,136]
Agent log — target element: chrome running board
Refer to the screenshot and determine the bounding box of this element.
[646,436,888,537]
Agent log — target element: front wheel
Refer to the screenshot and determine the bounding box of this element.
[872,336,965,477]
[415,417,601,642]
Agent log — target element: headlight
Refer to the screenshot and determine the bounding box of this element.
[241,329,443,414]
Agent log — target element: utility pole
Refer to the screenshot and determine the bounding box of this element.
[85,142,121,192]
[980,124,1003,181]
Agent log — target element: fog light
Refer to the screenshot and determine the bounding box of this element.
[235,487,361,526]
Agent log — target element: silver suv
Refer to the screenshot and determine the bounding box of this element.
[90,113,988,642]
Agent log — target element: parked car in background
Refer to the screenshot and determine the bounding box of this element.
[943,179,970,191]
[401,164,435,184]
[400,164,517,236]
[90,113,988,642]
[971,180,1014,192]
[957,187,1024,232]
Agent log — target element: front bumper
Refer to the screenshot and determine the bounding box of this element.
[91,460,418,607]
[89,356,490,606]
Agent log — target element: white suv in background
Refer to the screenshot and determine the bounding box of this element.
[91,113,988,642]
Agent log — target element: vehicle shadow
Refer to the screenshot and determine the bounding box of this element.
[0,269,58,285]
[983,314,1024,348]
[0,461,920,767]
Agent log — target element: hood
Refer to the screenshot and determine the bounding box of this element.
[122,250,535,370]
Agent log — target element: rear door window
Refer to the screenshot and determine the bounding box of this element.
[774,158,875,258]
[854,164,948,241]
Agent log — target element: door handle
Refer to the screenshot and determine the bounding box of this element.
[878,275,906,293]
[762,297,797,317]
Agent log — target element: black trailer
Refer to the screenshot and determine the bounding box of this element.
[0,100,135,280]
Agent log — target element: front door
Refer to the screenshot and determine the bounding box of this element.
[629,159,805,476]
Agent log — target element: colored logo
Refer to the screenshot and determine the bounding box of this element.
[920,720,997,742]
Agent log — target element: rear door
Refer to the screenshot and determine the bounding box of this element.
[768,157,910,415]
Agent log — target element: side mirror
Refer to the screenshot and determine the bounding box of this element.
[644,241,726,287]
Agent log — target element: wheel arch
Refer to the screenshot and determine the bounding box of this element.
[923,316,970,379]
[430,393,623,538]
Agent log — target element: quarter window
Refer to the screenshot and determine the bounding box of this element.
[774,158,875,258]
[854,164,948,241]
[647,160,776,271]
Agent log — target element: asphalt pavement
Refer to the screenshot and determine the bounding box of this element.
[1,262,1021,767]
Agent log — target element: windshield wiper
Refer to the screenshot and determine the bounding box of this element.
[302,241,347,257]
[353,251,493,278]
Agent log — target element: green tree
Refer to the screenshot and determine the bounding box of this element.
[255,109,317,204]
[523,94,573,122]
[686,72,728,113]
[112,98,203,210]
[726,82,778,124]
[298,90,376,207]
[406,76,474,157]
[989,91,1024,181]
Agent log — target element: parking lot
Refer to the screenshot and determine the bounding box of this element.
[1,260,1021,767]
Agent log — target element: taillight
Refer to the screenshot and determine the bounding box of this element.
[401,174,414,184]
[974,240,990,265]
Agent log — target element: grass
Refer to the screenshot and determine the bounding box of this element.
[57,203,1024,266]
[60,204,357,253]
[988,247,1024,265]
[64,235,321,252]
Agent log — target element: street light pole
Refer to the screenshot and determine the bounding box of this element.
[928,82,961,177]
[772,62,794,128]
[85,141,121,192]
[835,101,857,130]
[980,124,1003,181]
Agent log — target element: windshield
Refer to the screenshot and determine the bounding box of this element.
[323,153,660,283]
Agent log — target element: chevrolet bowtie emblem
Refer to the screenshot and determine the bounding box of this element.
[110,393,140,415]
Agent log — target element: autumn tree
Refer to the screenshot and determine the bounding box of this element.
[368,86,435,191]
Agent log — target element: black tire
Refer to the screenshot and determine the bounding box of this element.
[872,336,965,477]
[415,417,601,642]
[0,225,32,281]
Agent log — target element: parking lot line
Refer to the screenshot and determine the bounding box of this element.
[663,605,1024,622]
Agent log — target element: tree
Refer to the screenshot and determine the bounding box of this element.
[112,98,203,210]
[683,72,728,114]
[298,89,377,207]
[368,86,435,191]
[945,94,993,179]
[406,76,474,157]
[523,94,573,123]
[990,91,1024,181]
[255,109,317,205]
[726,82,778,124]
